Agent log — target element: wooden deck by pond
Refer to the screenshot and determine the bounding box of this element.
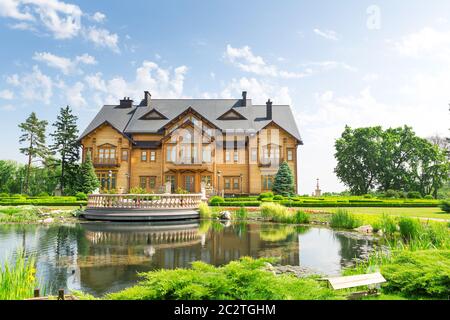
[84,193,203,221]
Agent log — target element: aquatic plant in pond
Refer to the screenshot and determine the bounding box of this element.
[106,257,342,300]
[198,202,212,218]
[234,206,248,220]
[293,210,310,224]
[0,252,38,300]
[329,209,361,229]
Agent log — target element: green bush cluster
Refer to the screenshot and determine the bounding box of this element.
[106,257,340,300]
[75,192,87,201]
[257,192,274,201]
[381,250,450,298]
[208,196,224,205]
[329,209,362,229]
[440,200,450,213]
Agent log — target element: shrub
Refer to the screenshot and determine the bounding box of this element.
[129,187,146,194]
[385,189,399,198]
[381,250,450,298]
[0,193,9,198]
[198,202,211,219]
[106,257,341,300]
[273,195,284,201]
[423,195,434,200]
[440,200,450,213]
[363,194,372,199]
[208,196,224,205]
[330,209,361,229]
[234,206,248,220]
[407,191,422,199]
[293,210,310,224]
[37,192,50,197]
[398,217,422,241]
[258,192,274,201]
[175,187,188,194]
[75,192,88,201]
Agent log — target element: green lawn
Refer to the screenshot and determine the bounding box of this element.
[307,207,450,221]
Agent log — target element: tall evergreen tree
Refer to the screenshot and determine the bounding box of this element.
[50,106,80,194]
[272,161,295,196]
[77,153,100,194]
[18,112,50,194]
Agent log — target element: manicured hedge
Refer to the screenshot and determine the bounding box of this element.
[210,200,439,208]
[223,197,258,202]
[210,201,261,207]
[0,201,87,206]
[0,196,87,206]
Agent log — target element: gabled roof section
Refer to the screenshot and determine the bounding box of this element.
[79,104,136,141]
[217,108,247,120]
[138,108,168,120]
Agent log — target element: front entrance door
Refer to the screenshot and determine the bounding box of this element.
[184,175,195,192]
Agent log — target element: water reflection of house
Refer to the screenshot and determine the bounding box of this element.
[77,222,299,295]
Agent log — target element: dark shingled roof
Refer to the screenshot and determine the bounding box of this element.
[79,97,302,143]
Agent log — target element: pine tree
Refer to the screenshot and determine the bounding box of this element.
[77,153,100,194]
[50,106,80,195]
[18,112,50,194]
[272,161,295,196]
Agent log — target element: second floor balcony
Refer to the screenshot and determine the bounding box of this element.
[93,157,120,167]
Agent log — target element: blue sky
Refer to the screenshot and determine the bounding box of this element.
[0,0,449,194]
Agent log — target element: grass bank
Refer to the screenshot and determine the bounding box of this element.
[77,257,342,300]
[0,206,80,223]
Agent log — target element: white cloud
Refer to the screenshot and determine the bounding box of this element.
[224,45,310,79]
[0,89,14,100]
[0,0,34,20]
[0,0,119,51]
[201,77,292,106]
[313,28,340,41]
[7,65,53,104]
[61,81,86,108]
[32,51,97,74]
[91,11,105,23]
[0,104,15,111]
[84,61,189,105]
[393,27,450,60]
[224,45,354,79]
[83,26,119,52]
[75,53,96,65]
[8,21,36,31]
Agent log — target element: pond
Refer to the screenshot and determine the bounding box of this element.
[0,220,377,297]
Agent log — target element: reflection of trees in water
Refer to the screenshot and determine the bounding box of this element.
[34,224,86,294]
[333,232,374,268]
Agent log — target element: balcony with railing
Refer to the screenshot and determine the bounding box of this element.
[93,157,120,167]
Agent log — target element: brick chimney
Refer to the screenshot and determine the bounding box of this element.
[144,91,151,106]
[241,91,247,107]
[266,99,272,120]
[119,97,133,108]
